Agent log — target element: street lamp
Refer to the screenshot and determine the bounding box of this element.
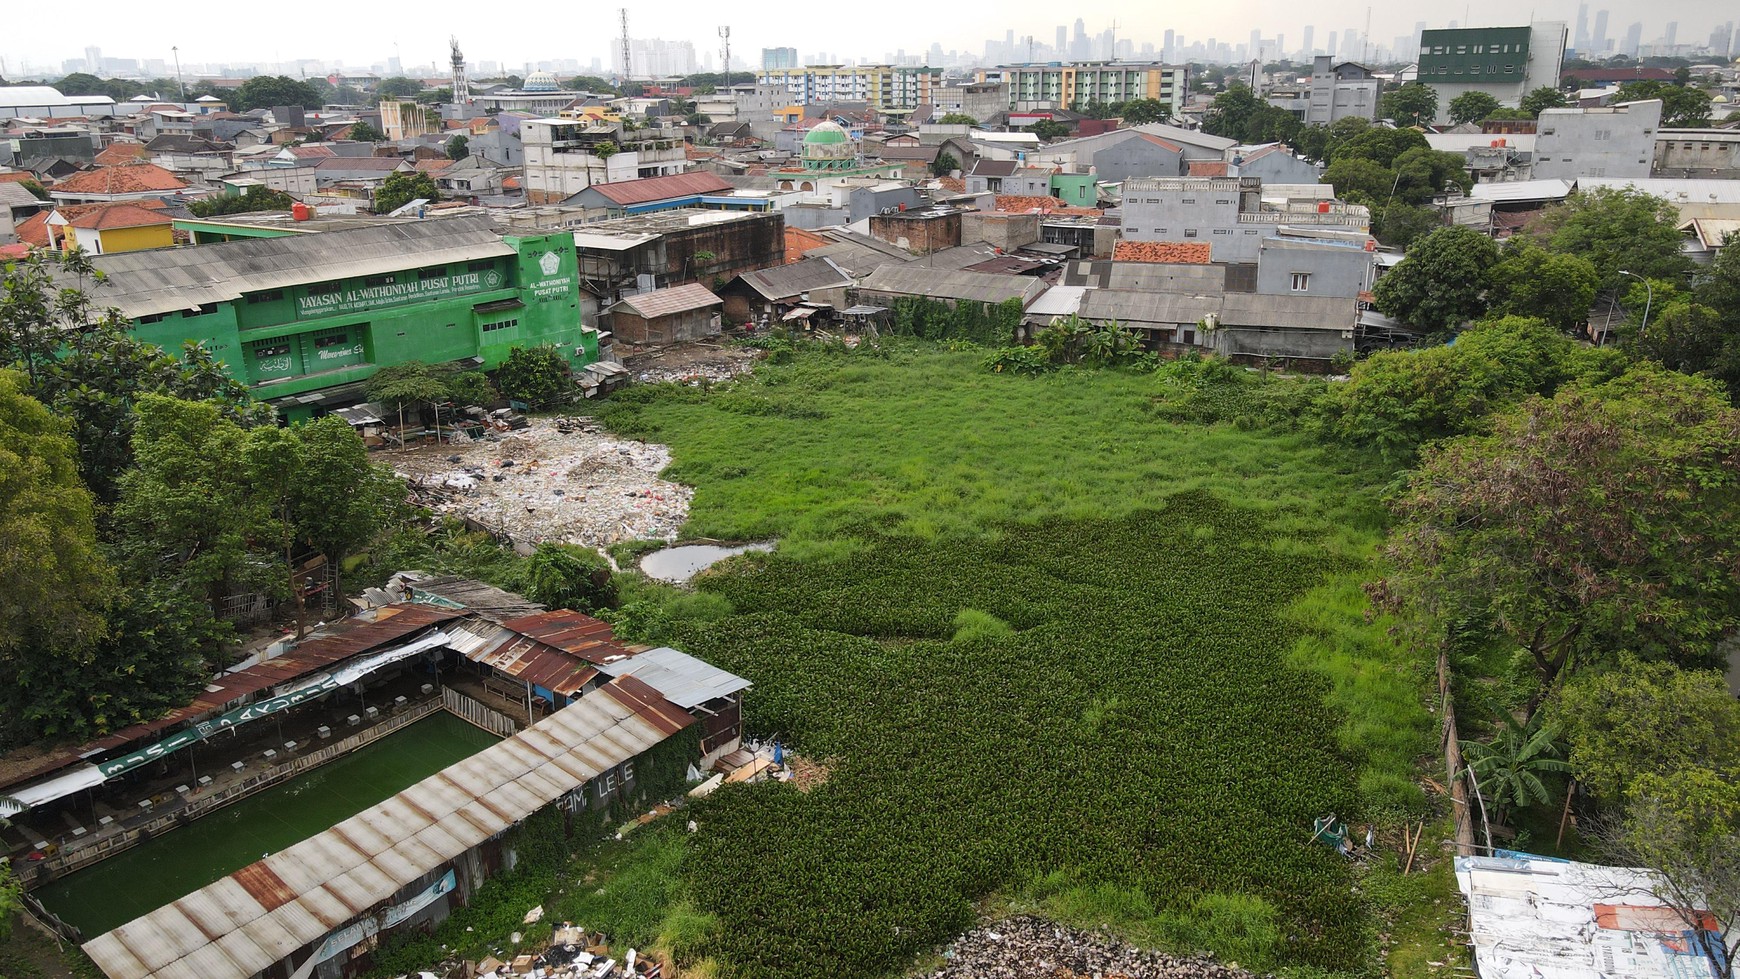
[1615,269,1652,348]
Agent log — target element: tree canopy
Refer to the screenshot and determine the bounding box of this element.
[1372,226,1499,330]
[186,185,296,218]
[1526,186,1696,292]
[1556,657,1740,801]
[373,171,439,215]
[1518,86,1570,117]
[1611,80,1713,127]
[494,344,574,408]
[374,76,425,102]
[937,112,978,126]
[1378,83,1439,125]
[1448,91,1501,125]
[1381,364,1740,706]
[231,75,325,112]
[1119,98,1168,125]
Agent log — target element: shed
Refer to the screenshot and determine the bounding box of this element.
[599,645,752,765]
[856,264,1048,308]
[722,257,852,323]
[607,282,724,346]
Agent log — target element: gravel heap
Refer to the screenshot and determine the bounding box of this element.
[922,916,1265,979]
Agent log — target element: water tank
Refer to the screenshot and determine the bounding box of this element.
[291,202,313,221]
[1317,201,1331,213]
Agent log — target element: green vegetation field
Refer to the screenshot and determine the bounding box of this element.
[581,344,1439,977]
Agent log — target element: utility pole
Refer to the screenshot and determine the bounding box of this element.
[173,46,186,103]
[620,9,633,82]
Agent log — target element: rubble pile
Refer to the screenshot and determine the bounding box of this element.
[626,345,759,385]
[393,419,692,548]
[923,916,1265,979]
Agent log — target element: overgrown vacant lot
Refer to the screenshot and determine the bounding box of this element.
[586,345,1433,977]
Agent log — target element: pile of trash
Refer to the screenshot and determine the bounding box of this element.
[473,924,661,979]
[393,420,691,548]
[922,916,1265,979]
[627,345,759,386]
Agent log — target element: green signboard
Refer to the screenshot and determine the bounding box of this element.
[296,269,506,320]
[97,674,341,778]
[1418,26,1533,80]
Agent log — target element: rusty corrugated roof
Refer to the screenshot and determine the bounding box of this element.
[83,677,691,979]
[500,610,637,665]
[0,606,465,793]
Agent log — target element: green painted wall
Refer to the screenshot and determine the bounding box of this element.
[126,232,595,416]
[1418,27,1533,81]
[1050,174,1097,208]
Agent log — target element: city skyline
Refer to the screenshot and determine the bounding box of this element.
[7,0,1733,80]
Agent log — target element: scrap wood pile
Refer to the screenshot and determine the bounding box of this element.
[922,917,1265,979]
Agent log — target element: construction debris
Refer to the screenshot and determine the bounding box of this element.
[472,924,662,979]
[392,419,691,548]
[922,916,1266,979]
[625,343,759,386]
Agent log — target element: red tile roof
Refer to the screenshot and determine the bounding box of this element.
[934,175,966,193]
[585,171,733,206]
[0,243,30,260]
[785,226,830,263]
[0,171,37,185]
[285,145,337,159]
[1136,133,1185,152]
[12,213,50,248]
[413,159,455,174]
[1187,161,1230,177]
[66,202,173,230]
[94,142,151,165]
[50,163,187,196]
[1112,240,1213,264]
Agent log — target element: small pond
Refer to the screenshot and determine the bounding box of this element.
[640,542,776,584]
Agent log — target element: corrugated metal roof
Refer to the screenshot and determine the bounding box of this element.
[857,265,1047,306]
[613,282,723,319]
[584,172,733,206]
[82,678,693,979]
[1024,285,1086,319]
[1469,179,1575,204]
[79,216,514,319]
[0,606,465,794]
[1080,288,1219,326]
[1454,854,1723,979]
[597,646,751,709]
[734,257,852,301]
[497,610,636,665]
[1220,293,1353,332]
[1107,263,1225,292]
[448,618,600,696]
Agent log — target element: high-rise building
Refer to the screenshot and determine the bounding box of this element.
[762,47,798,70]
[1416,22,1567,121]
[1301,26,1315,58]
[1592,10,1609,54]
[1622,21,1642,56]
[1573,3,1590,51]
[757,64,940,108]
[1163,29,1176,62]
[976,61,1190,113]
[84,46,101,73]
[1327,31,1338,56]
[1709,23,1733,58]
[1057,26,1068,56]
[1664,21,1678,48]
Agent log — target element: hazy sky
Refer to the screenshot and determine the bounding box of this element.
[7,0,1735,77]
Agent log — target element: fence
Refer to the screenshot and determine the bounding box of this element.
[33,700,442,882]
[443,686,522,737]
[19,892,82,944]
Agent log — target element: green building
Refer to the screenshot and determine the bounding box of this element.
[1414,22,1567,122]
[87,216,597,420]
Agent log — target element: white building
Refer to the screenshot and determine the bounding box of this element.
[1533,99,1662,180]
[0,86,118,121]
[521,119,687,205]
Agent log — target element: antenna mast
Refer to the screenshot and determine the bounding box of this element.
[450,36,469,104]
[620,9,633,81]
[719,26,731,82]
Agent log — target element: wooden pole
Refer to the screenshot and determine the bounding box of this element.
[1440,644,1477,857]
[1556,780,1577,849]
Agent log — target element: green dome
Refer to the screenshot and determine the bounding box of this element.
[804,121,850,144]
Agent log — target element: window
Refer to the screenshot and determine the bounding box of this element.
[363,274,396,288]
[314,333,353,349]
[482,318,520,332]
[1244,230,1258,235]
[419,267,446,281]
[252,341,291,358]
[183,303,217,317]
[1290,272,1311,292]
[1213,229,1230,235]
[1182,197,1195,204]
[307,281,341,296]
[138,312,167,324]
[1184,229,1198,237]
[467,259,494,273]
[1182,329,1196,344]
[246,289,285,304]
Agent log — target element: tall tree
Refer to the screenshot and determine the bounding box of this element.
[1612,80,1713,127]
[1487,236,1601,331]
[245,426,309,635]
[288,416,406,601]
[1556,658,1740,801]
[1528,186,1696,292]
[374,76,424,101]
[112,395,266,614]
[231,75,324,112]
[1448,91,1501,124]
[1201,83,1264,139]
[373,171,439,215]
[1518,86,1570,117]
[346,121,386,143]
[1372,225,1500,330]
[0,370,115,667]
[1380,364,1740,709]
[1378,82,1439,125]
[446,135,470,160]
[1119,98,1168,125]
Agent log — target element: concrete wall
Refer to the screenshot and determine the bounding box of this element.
[1533,100,1660,180]
[962,211,1040,251]
[1237,151,1320,185]
[1087,138,1184,182]
[868,210,961,253]
[1305,57,1379,125]
[847,185,925,223]
[1254,238,1374,299]
[1216,326,1351,364]
[1655,130,1740,176]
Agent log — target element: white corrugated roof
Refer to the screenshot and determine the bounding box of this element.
[82,681,690,979]
[1470,179,1575,203]
[597,647,751,709]
[1455,854,1729,979]
[1580,177,1740,205]
[1024,285,1087,318]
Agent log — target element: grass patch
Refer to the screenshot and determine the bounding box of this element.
[577,345,1447,977]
